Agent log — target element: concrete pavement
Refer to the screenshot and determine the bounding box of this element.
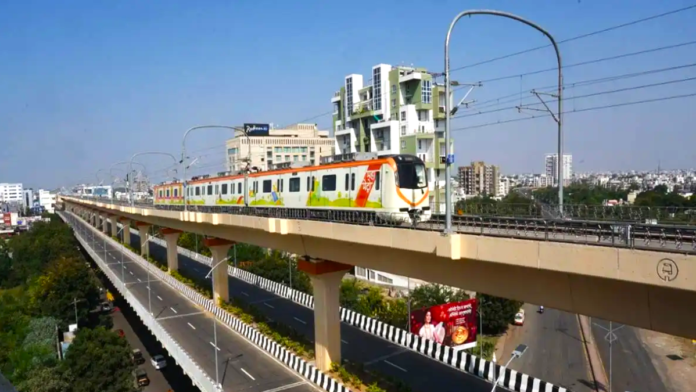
[78,219,317,392]
[497,304,594,392]
[128,231,496,392]
[591,319,669,392]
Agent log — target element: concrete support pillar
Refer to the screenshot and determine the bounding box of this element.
[120,218,131,246]
[101,215,108,233]
[110,215,119,238]
[298,258,352,371]
[161,228,182,273]
[203,238,233,305]
[90,213,97,227]
[136,222,151,258]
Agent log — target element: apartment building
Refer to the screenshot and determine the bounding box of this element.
[226,123,335,173]
[331,64,453,210]
[545,154,573,186]
[0,183,23,203]
[458,161,500,196]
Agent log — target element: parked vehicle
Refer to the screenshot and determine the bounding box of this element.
[514,309,525,326]
[151,354,167,370]
[135,369,149,387]
[132,349,145,365]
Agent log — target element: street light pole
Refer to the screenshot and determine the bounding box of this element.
[128,152,178,206]
[444,9,564,231]
[180,125,250,212]
[490,344,528,392]
[205,256,232,389]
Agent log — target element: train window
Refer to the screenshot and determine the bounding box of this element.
[375,172,380,191]
[214,185,219,195]
[289,178,300,192]
[306,176,310,191]
[174,188,178,197]
[344,174,349,191]
[280,179,284,192]
[221,184,228,195]
[166,189,170,198]
[254,181,258,193]
[276,179,281,193]
[238,182,242,194]
[158,190,163,198]
[322,175,336,191]
[263,180,272,193]
[351,173,356,190]
[207,185,213,195]
[311,176,315,191]
[195,187,200,196]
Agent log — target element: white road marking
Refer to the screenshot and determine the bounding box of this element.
[293,317,306,325]
[341,339,348,344]
[137,278,142,282]
[170,307,178,314]
[241,292,249,296]
[384,360,407,372]
[157,296,163,301]
[188,322,196,330]
[259,381,308,392]
[209,342,220,351]
[264,303,275,309]
[129,271,134,275]
[240,368,255,381]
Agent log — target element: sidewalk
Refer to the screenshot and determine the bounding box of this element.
[639,328,696,392]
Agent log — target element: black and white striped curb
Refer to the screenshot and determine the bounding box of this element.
[60,213,218,392]
[100,219,352,392]
[134,228,571,392]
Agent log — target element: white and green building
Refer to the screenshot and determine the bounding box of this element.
[331,64,452,211]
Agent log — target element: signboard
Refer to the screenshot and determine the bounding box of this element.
[244,123,270,137]
[410,298,478,350]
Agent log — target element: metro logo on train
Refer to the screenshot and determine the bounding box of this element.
[153,153,431,225]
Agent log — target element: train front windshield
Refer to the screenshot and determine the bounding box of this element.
[397,161,428,189]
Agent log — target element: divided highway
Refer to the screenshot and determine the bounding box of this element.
[127,230,538,392]
[74,218,316,392]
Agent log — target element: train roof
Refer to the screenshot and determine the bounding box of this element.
[155,153,424,187]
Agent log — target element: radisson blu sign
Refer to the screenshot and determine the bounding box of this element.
[243,123,270,137]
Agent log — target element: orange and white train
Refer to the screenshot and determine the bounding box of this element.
[153,153,431,224]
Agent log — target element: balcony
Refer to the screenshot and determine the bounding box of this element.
[331,91,341,103]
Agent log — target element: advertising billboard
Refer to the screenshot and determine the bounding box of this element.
[409,298,478,351]
[243,123,270,137]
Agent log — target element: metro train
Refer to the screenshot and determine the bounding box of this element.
[153,153,432,224]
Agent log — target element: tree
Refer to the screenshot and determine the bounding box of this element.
[245,253,313,294]
[62,327,136,392]
[177,232,211,257]
[339,279,363,310]
[231,243,267,263]
[16,365,70,392]
[28,257,101,329]
[409,283,469,310]
[477,293,523,335]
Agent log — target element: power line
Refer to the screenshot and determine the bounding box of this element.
[478,40,696,84]
[453,76,696,120]
[450,4,696,73]
[451,92,696,132]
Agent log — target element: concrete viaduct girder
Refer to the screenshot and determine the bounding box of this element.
[62,197,696,340]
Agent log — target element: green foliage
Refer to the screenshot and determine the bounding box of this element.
[534,184,629,206]
[170,270,212,299]
[243,253,313,295]
[339,279,408,329]
[330,361,413,392]
[634,186,696,208]
[409,283,469,310]
[15,364,70,392]
[177,232,211,257]
[61,327,136,392]
[230,242,268,263]
[477,293,523,335]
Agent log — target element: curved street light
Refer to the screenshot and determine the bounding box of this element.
[180,125,251,211]
[444,9,563,233]
[95,169,110,186]
[128,152,179,206]
[109,161,147,187]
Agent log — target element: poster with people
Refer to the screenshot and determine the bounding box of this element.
[409,298,478,350]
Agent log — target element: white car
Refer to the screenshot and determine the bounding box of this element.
[151,354,167,370]
[514,309,525,326]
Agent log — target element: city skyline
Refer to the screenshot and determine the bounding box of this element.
[1,1,695,189]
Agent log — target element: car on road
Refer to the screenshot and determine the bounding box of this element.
[131,349,145,365]
[134,369,150,387]
[151,354,167,370]
[514,309,525,326]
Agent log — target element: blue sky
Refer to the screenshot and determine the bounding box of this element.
[1,0,695,189]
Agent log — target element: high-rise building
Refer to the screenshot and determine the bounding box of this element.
[458,161,500,196]
[226,123,335,173]
[331,64,453,210]
[0,183,23,203]
[545,154,572,186]
[37,189,56,213]
[23,189,34,210]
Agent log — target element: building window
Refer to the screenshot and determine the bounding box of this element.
[422,80,432,104]
[377,274,393,284]
[418,140,422,149]
[401,140,406,149]
[301,155,307,161]
[293,155,299,162]
[401,126,406,136]
[391,84,396,95]
[356,266,366,277]
[289,178,300,192]
[400,111,405,121]
[322,175,337,191]
[346,77,353,114]
[391,99,396,108]
[373,67,382,111]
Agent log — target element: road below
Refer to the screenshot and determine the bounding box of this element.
[591,319,669,392]
[126,230,497,392]
[76,218,317,392]
[498,304,594,392]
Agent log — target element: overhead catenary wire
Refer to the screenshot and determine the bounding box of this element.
[449,4,696,73]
